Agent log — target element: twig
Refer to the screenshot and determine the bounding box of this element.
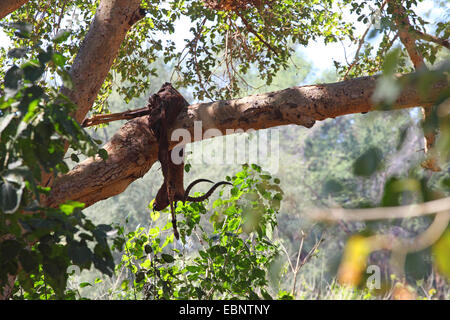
[81,107,150,127]
[235,11,278,56]
[365,210,450,279]
[55,0,68,33]
[309,196,450,222]
[344,0,388,79]
[192,18,213,101]
[170,17,207,83]
[291,231,305,295]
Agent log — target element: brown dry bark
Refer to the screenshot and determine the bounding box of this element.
[0,0,29,19]
[388,0,425,69]
[63,0,144,124]
[45,73,448,209]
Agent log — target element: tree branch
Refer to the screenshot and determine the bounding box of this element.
[40,0,146,188]
[0,0,29,19]
[81,107,150,127]
[309,197,450,222]
[388,0,441,171]
[388,0,425,69]
[411,28,450,49]
[344,0,389,80]
[60,0,145,125]
[45,73,448,209]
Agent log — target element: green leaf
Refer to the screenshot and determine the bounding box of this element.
[121,280,129,290]
[93,138,103,145]
[442,177,450,191]
[273,193,283,201]
[71,153,80,163]
[98,148,108,160]
[0,173,25,214]
[144,244,153,254]
[251,164,261,172]
[52,53,67,67]
[161,253,175,263]
[38,49,53,65]
[353,147,383,177]
[4,65,23,90]
[135,271,146,283]
[381,177,420,207]
[150,209,160,221]
[8,47,27,58]
[324,179,343,194]
[67,241,93,269]
[59,201,85,215]
[79,282,92,288]
[186,265,201,273]
[22,61,44,82]
[261,290,273,300]
[53,30,71,43]
[433,229,450,279]
[18,249,39,273]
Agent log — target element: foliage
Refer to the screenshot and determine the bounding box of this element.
[1,0,356,106]
[334,0,450,79]
[0,24,117,298]
[105,164,286,299]
[333,53,450,288]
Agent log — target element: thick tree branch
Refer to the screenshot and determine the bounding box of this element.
[0,0,29,19]
[63,0,145,124]
[45,73,448,209]
[388,0,425,69]
[40,0,145,188]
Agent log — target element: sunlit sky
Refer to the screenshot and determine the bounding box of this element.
[0,1,446,83]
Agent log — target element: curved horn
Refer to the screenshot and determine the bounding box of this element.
[184,178,214,198]
[185,181,232,203]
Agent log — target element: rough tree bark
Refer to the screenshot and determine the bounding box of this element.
[65,0,144,124]
[0,0,29,19]
[40,0,144,187]
[45,73,448,209]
